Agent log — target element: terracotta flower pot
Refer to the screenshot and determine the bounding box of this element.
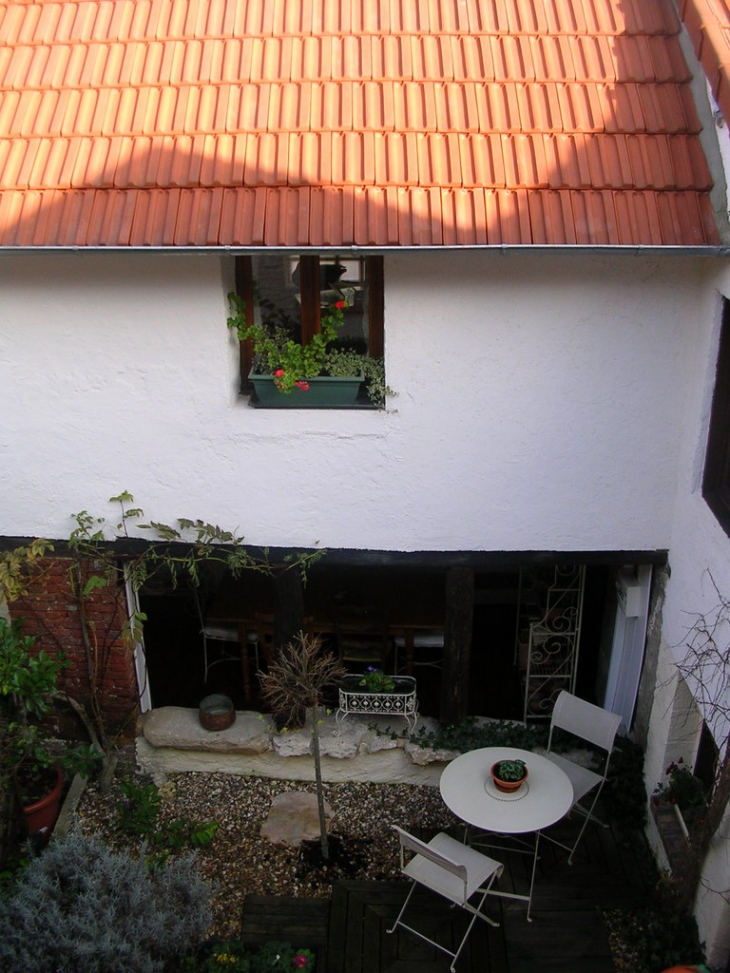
[490,761,528,793]
[23,765,64,837]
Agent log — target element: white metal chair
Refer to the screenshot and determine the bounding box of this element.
[387,825,503,972]
[202,623,260,688]
[543,690,622,863]
[393,628,444,673]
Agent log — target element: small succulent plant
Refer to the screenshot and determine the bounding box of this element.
[494,758,527,782]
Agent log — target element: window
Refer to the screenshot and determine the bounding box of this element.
[693,720,719,797]
[233,254,384,401]
[703,298,730,535]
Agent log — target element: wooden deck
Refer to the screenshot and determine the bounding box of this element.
[240,816,656,972]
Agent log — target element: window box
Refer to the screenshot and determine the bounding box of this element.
[651,797,690,874]
[336,674,418,731]
[249,371,364,408]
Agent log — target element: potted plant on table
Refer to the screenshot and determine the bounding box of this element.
[490,758,529,793]
[227,293,389,408]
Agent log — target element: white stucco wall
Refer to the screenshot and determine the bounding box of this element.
[643,263,730,971]
[0,249,712,552]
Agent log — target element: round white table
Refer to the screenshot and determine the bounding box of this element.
[439,746,574,919]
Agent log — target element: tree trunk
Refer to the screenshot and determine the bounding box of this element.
[440,567,474,725]
[310,702,329,860]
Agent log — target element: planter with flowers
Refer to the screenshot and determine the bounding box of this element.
[651,760,707,873]
[336,668,418,731]
[227,294,389,408]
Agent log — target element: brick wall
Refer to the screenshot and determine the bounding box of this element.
[10,557,139,741]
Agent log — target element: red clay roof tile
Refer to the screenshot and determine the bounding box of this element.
[0,0,722,247]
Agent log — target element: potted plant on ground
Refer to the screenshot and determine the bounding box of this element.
[227,293,389,408]
[490,758,528,793]
[0,617,97,865]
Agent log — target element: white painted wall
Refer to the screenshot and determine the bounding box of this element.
[0,250,712,552]
[4,244,730,960]
[643,263,730,971]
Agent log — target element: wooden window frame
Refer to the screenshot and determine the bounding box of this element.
[703,299,730,536]
[234,254,384,400]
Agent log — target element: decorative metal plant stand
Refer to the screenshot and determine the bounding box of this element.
[336,675,418,731]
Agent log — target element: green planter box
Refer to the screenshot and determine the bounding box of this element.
[249,371,363,408]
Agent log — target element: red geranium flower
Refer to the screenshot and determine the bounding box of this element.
[334,300,345,309]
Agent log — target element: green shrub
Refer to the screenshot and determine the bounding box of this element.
[605,886,705,972]
[0,832,212,972]
[654,760,707,826]
[410,716,549,753]
[603,736,648,831]
[116,777,219,860]
[177,940,316,973]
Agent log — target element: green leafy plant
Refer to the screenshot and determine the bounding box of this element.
[409,715,549,754]
[251,940,315,972]
[653,759,707,826]
[196,940,251,972]
[602,735,647,832]
[116,777,218,857]
[0,617,99,867]
[605,884,705,973]
[117,778,161,837]
[180,940,316,973]
[493,758,527,782]
[359,667,395,693]
[227,293,390,407]
[0,492,323,798]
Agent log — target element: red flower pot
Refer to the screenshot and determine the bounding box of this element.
[490,761,529,793]
[23,765,64,837]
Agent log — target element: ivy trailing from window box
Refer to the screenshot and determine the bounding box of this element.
[227,293,391,408]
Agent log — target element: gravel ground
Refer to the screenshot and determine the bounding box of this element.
[74,773,459,941]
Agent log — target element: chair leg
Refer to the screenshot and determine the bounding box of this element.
[388,879,500,972]
[386,880,417,936]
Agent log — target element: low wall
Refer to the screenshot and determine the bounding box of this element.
[136,706,456,786]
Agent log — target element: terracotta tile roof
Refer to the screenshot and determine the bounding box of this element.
[0,0,721,248]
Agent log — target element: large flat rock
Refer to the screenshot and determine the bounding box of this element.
[141,706,273,754]
[260,791,335,846]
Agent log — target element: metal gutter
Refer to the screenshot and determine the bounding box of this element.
[1,244,730,257]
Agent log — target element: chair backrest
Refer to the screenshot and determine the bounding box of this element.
[333,604,390,664]
[549,690,622,754]
[392,825,467,886]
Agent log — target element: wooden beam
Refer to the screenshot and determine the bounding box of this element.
[440,566,474,725]
[274,568,304,650]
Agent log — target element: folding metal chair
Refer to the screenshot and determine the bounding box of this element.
[333,604,391,670]
[387,825,503,972]
[393,628,444,673]
[201,623,260,699]
[543,690,622,863]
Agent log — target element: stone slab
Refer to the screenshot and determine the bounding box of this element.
[140,706,273,754]
[135,706,452,787]
[260,791,335,846]
[136,735,448,787]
